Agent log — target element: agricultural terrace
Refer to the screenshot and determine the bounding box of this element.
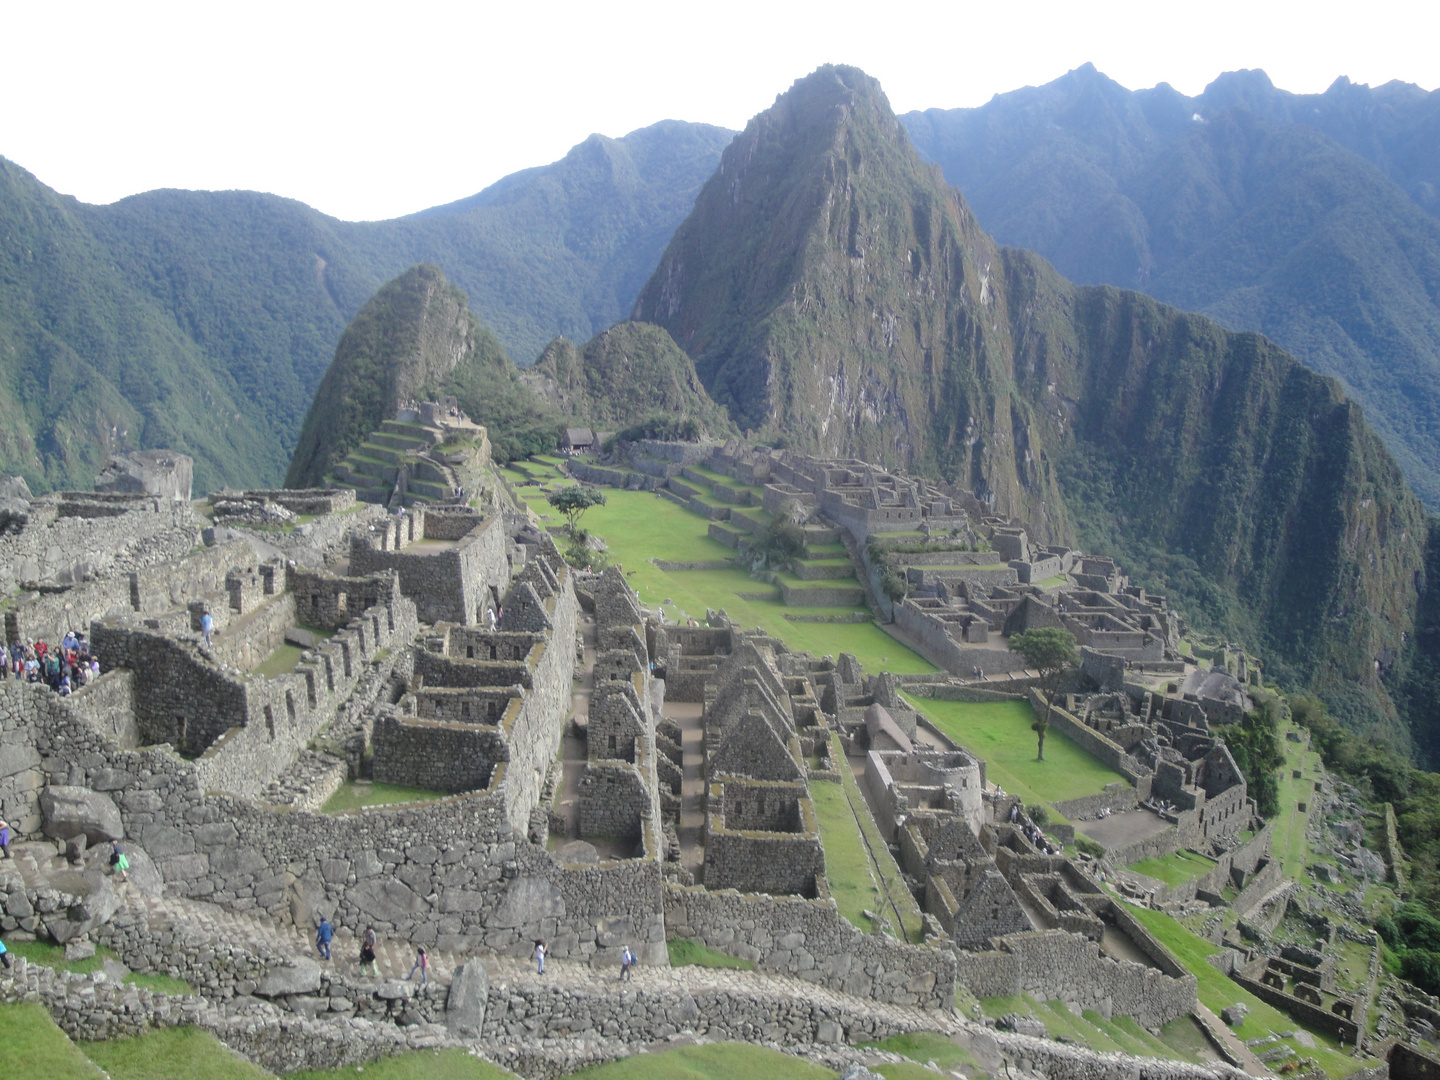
[502,462,935,673]
[899,695,1128,812]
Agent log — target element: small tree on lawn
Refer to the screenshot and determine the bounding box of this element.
[1010,627,1077,761]
[547,485,606,534]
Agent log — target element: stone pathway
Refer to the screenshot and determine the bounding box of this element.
[671,700,706,879]
[1193,1002,1271,1075]
[552,613,596,840]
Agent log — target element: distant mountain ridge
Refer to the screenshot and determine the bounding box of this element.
[0,120,731,492]
[900,65,1440,507]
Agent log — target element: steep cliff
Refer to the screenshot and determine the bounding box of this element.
[634,65,1434,748]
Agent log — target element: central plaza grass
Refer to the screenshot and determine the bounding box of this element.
[900,695,1126,808]
[508,477,935,674]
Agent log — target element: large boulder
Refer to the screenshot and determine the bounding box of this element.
[255,958,323,997]
[490,876,565,928]
[446,960,488,1037]
[40,786,124,843]
[95,450,193,501]
[41,869,120,943]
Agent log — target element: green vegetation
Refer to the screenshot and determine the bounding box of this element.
[518,486,934,672]
[860,1031,974,1073]
[321,781,447,814]
[825,733,925,942]
[529,323,733,438]
[569,1042,836,1079]
[902,695,1125,807]
[1215,691,1285,817]
[1291,693,1440,907]
[0,1002,106,1080]
[1009,628,1077,761]
[82,1026,270,1080]
[666,938,755,970]
[2,938,193,994]
[1129,905,1373,1077]
[1127,849,1217,887]
[252,643,304,678]
[291,1047,517,1080]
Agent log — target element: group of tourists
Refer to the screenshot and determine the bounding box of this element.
[2,630,100,695]
[315,917,430,984]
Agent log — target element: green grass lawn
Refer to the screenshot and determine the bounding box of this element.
[809,735,925,942]
[252,643,304,678]
[570,1042,837,1079]
[291,1048,515,1080]
[861,1031,974,1076]
[902,695,1126,808]
[520,487,937,674]
[1128,849,1218,887]
[321,781,447,814]
[1275,730,1317,878]
[83,1026,271,1080]
[0,1002,106,1080]
[1129,904,1375,1077]
[667,938,755,970]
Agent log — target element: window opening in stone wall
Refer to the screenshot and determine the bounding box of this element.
[311,594,320,611]
[466,645,474,658]
[490,645,497,660]
[488,701,498,720]
[461,701,470,718]
[265,706,275,741]
[609,734,617,753]
[285,691,296,722]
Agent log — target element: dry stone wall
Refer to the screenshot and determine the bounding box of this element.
[665,884,955,1009]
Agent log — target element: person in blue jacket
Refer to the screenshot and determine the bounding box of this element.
[316,916,334,960]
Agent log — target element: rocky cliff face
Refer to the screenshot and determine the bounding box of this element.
[635,64,1434,746]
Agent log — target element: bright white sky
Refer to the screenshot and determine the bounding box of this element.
[2,0,1435,222]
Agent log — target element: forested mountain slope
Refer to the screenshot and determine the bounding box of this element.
[901,66,1440,507]
[635,64,1433,751]
[0,120,730,492]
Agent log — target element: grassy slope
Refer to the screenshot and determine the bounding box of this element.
[900,695,1126,808]
[1129,905,1374,1078]
[82,1027,271,1080]
[0,1002,106,1080]
[290,1048,516,1080]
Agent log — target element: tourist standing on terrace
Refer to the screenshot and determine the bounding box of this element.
[360,927,378,976]
[316,916,333,960]
[407,945,428,985]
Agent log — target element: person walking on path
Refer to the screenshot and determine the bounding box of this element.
[359,927,378,977]
[534,940,546,975]
[0,819,11,859]
[619,945,634,981]
[108,840,128,882]
[0,934,10,970]
[316,916,333,961]
[406,945,428,985]
[201,610,214,648]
